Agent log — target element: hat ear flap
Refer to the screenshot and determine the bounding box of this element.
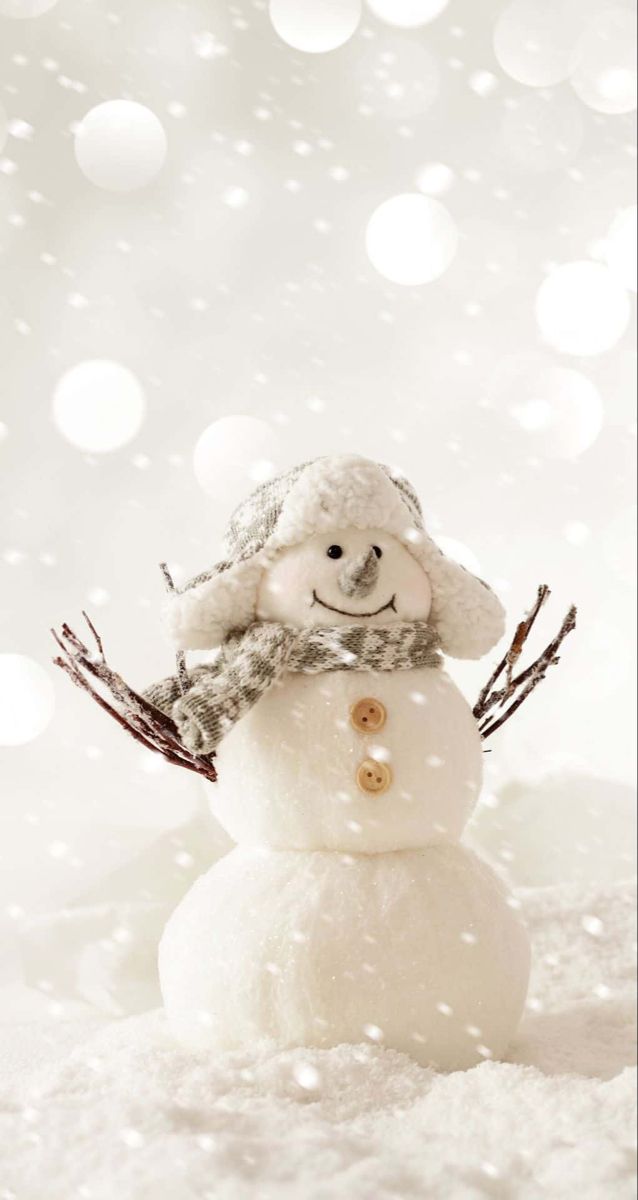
[425,547,505,660]
[163,559,262,650]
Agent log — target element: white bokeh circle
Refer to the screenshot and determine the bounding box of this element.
[493,0,575,88]
[269,0,361,53]
[507,365,604,458]
[366,194,458,285]
[0,0,59,14]
[193,416,281,508]
[0,104,8,155]
[365,0,449,28]
[570,9,637,115]
[601,206,637,293]
[536,261,631,356]
[415,162,455,196]
[53,360,146,453]
[0,655,55,747]
[75,101,167,192]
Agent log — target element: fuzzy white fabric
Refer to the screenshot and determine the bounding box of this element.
[158,842,530,1069]
[213,667,482,851]
[2,879,633,1200]
[256,527,433,627]
[271,456,422,551]
[165,456,505,659]
[163,558,262,652]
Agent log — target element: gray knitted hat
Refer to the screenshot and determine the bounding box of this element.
[165,454,505,659]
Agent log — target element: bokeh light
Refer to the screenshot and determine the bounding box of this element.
[193,415,281,508]
[493,0,575,88]
[365,0,449,28]
[570,9,637,115]
[0,0,59,14]
[601,206,637,294]
[74,101,167,192]
[506,364,604,458]
[500,91,584,173]
[365,194,458,285]
[356,36,440,120]
[415,162,455,196]
[269,0,361,53]
[53,361,146,453]
[0,655,55,747]
[535,261,631,356]
[486,353,607,458]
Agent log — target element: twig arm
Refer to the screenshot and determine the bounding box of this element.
[474,586,576,742]
[474,584,549,717]
[51,617,217,783]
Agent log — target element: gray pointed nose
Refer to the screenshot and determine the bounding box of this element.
[338,548,379,599]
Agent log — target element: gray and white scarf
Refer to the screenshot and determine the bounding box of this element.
[144,620,442,756]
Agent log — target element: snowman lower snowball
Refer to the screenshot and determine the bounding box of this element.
[149,455,530,1070]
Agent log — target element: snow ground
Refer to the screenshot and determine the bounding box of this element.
[0,878,635,1200]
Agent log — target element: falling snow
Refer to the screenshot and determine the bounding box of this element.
[0,0,635,1193]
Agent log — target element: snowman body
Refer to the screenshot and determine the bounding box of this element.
[159,668,530,1068]
[158,458,531,1069]
[206,667,481,852]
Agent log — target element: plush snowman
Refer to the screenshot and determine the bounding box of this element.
[148,455,530,1070]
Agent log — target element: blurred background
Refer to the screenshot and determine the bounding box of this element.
[0,0,636,1012]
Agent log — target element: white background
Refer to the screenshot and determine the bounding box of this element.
[0,0,636,922]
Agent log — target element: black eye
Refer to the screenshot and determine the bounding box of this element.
[372,545,383,559]
[327,544,343,560]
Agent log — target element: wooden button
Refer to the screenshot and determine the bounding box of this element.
[356,758,392,795]
[350,697,387,733]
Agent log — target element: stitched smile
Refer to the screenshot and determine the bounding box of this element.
[311,590,397,618]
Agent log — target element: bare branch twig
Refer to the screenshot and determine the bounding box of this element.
[474,586,577,742]
[81,609,106,661]
[159,562,189,697]
[474,585,549,716]
[51,619,217,783]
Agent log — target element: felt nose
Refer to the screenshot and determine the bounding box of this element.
[338,548,379,599]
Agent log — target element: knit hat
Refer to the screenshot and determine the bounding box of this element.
[165,454,505,660]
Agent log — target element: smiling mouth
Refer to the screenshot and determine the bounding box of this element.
[311,590,397,618]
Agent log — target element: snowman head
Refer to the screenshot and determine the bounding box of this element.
[256,528,432,627]
[165,455,505,659]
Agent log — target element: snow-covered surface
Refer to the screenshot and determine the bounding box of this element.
[0,878,635,1199]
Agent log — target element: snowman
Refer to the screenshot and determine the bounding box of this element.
[147,455,530,1070]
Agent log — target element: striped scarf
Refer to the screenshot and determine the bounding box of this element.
[144,620,442,756]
